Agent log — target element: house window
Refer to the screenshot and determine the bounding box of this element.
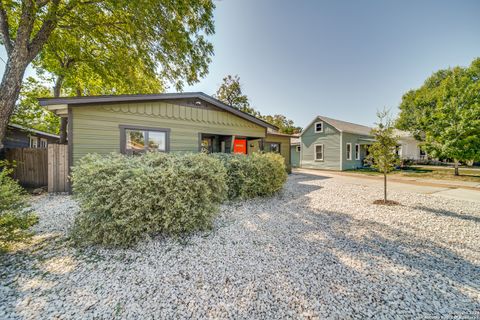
[355,144,360,160]
[120,126,170,154]
[40,138,48,148]
[314,144,324,161]
[346,143,352,160]
[296,145,301,152]
[29,136,38,148]
[314,121,323,133]
[269,143,280,153]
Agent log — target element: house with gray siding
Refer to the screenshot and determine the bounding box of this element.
[299,116,373,171]
[295,115,426,171]
[2,123,59,149]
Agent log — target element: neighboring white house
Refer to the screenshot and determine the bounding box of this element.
[395,130,426,161]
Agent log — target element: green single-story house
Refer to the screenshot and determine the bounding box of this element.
[39,92,291,170]
[296,115,373,171]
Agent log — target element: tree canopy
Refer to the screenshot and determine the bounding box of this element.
[10,77,59,134]
[214,75,259,116]
[396,58,480,173]
[0,0,216,147]
[214,74,302,134]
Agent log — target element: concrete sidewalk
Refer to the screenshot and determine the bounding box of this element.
[295,168,480,203]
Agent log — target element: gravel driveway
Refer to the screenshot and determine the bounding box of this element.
[1,173,479,319]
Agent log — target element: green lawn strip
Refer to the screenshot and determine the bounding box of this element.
[346,166,480,182]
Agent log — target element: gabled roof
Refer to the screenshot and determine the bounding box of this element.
[301,115,372,136]
[38,92,277,130]
[8,123,60,139]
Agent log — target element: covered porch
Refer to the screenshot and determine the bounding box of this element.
[199,133,264,155]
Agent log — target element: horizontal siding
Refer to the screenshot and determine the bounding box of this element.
[72,102,265,164]
[301,119,340,170]
[341,132,372,170]
[290,146,300,167]
[264,134,291,166]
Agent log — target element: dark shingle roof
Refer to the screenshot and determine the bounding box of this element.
[316,116,372,136]
[38,92,277,130]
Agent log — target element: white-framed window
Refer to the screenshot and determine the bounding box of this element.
[296,145,301,152]
[40,138,48,148]
[29,136,38,148]
[346,143,352,160]
[314,144,324,161]
[314,121,323,133]
[355,144,360,160]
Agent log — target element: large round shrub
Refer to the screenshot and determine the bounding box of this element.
[211,152,287,200]
[71,152,227,247]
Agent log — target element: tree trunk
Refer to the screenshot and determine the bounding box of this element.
[384,171,387,203]
[53,74,64,98]
[454,159,459,176]
[59,117,68,144]
[0,53,29,150]
[54,75,68,144]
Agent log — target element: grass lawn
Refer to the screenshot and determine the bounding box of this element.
[347,165,480,183]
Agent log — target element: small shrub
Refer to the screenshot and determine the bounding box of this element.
[211,152,287,200]
[71,152,227,247]
[0,161,37,252]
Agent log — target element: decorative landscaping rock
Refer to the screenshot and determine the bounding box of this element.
[1,174,479,319]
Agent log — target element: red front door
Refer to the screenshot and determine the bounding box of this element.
[233,138,247,154]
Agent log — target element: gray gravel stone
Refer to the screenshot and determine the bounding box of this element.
[1,173,479,319]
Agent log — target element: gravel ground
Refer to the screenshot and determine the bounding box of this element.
[1,173,479,319]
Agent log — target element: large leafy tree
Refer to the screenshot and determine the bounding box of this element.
[0,0,215,149]
[396,58,480,175]
[367,110,400,204]
[214,74,301,134]
[10,77,59,134]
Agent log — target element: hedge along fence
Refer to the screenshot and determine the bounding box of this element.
[71,152,287,247]
[71,152,227,247]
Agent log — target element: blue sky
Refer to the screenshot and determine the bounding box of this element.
[184,0,480,127]
[1,0,479,128]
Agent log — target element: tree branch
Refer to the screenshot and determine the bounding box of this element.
[16,0,36,50]
[27,0,61,61]
[0,1,13,55]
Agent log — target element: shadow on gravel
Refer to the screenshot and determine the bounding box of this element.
[0,234,79,319]
[257,173,480,317]
[414,205,480,223]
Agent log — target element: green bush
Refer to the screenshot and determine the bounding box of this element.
[211,152,287,200]
[71,152,227,247]
[0,161,38,252]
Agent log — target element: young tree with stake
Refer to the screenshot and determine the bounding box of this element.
[367,110,400,204]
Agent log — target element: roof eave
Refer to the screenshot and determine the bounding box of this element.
[38,92,278,130]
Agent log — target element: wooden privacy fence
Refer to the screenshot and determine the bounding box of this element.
[6,148,48,188]
[4,145,69,192]
[48,144,69,193]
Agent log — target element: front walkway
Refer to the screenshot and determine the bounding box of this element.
[295,168,480,203]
